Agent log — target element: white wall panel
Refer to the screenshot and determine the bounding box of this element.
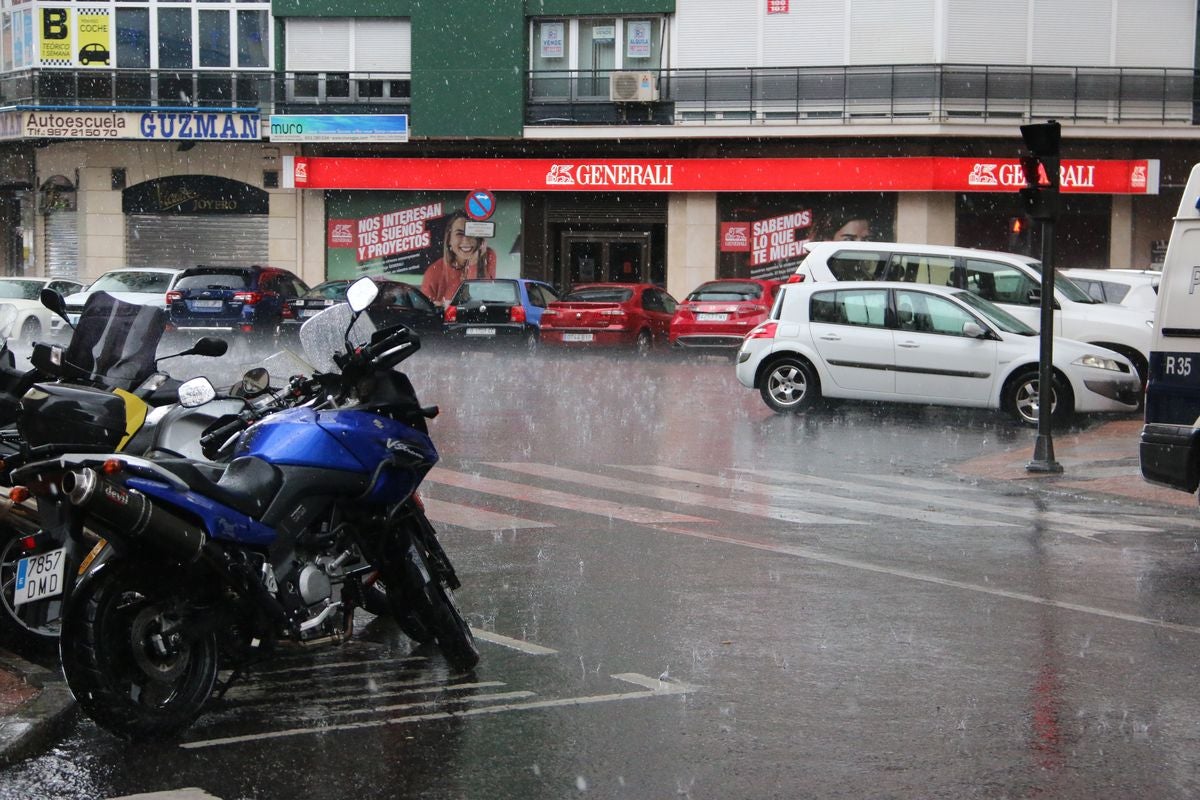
[945,0,1029,63]
[850,0,936,63]
[1030,0,1109,64]
[676,0,758,67]
[1115,0,1194,67]
[763,0,845,66]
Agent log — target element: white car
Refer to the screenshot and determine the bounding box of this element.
[56,267,182,334]
[1060,268,1160,311]
[0,276,85,340]
[735,281,1142,425]
[790,242,1155,383]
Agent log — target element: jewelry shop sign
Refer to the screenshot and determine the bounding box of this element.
[0,109,262,140]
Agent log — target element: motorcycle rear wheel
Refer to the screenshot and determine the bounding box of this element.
[60,561,219,740]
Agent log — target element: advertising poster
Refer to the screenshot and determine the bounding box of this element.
[540,22,564,59]
[76,8,110,67]
[718,193,896,281]
[626,21,652,59]
[38,7,70,65]
[325,191,522,306]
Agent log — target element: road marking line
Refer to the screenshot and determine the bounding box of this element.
[472,628,558,655]
[239,656,426,679]
[421,496,553,531]
[427,468,711,525]
[319,690,536,719]
[225,677,507,702]
[486,462,861,526]
[618,465,1009,528]
[650,523,1200,636]
[180,674,696,750]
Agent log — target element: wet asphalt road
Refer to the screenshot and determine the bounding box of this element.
[4,343,1200,800]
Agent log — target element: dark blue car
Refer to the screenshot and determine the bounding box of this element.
[443,278,559,349]
[166,265,308,341]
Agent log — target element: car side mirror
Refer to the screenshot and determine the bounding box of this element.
[1026,287,1041,305]
[962,321,988,339]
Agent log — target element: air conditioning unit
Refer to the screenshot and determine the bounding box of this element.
[609,71,659,102]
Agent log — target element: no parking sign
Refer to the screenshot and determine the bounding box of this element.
[465,189,496,221]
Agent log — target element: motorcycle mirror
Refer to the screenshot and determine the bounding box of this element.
[178,376,217,408]
[39,288,71,328]
[240,367,270,397]
[191,336,229,358]
[346,277,378,313]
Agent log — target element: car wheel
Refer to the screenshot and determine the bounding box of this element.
[1005,368,1074,427]
[760,356,820,413]
[19,318,39,341]
[635,329,652,357]
[524,328,539,353]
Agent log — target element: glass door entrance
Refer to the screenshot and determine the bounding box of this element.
[561,232,651,287]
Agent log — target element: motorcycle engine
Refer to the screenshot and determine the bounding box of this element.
[297,564,331,606]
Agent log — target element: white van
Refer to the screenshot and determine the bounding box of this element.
[791,242,1154,381]
[1141,163,1200,498]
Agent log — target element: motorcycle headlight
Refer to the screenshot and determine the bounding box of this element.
[1073,354,1124,372]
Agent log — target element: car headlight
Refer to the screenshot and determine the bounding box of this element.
[1073,354,1124,372]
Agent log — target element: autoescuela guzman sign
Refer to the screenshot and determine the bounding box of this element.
[0,109,261,140]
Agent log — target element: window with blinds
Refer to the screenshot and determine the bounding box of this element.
[284,18,411,103]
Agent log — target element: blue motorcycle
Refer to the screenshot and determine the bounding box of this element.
[11,278,478,738]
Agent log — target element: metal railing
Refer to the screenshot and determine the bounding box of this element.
[527,64,1200,126]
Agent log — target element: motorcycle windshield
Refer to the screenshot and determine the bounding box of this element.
[298,302,377,375]
[0,303,17,342]
[62,291,165,389]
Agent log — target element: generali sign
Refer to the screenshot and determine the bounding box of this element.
[283,156,1159,194]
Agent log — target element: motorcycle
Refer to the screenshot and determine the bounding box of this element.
[11,277,478,738]
[0,290,230,650]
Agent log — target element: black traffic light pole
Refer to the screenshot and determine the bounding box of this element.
[1020,120,1064,474]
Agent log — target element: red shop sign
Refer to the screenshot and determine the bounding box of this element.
[285,156,1159,195]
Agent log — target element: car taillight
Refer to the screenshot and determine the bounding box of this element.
[746,322,778,340]
[540,309,557,327]
[786,274,805,284]
[281,304,294,319]
[233,291,262,304]
[510,306,526,323]
[738,303,766,315]
[599,309,626,316]
[165,290,182,303]
[444,305,458,323]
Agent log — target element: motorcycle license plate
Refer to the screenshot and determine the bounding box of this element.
[466,327,496,336]
[14,547,65,606]
[563,333,593,342]
[697,313,729,322]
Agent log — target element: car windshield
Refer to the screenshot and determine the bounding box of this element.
[452,281,519,305]
[1025,261,1096,303]
[0,280,41,300]
[563,287,633,303]
[952,290,1037,335]
[91,271,176,293]
[688,282,765,302]
[176,270,251,291]
[307,282,351,301]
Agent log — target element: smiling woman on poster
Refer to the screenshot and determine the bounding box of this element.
[420,210,497,306]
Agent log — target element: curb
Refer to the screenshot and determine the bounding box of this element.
[0,649,76,768]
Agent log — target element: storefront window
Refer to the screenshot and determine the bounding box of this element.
[116,8,150,69]
[157,8,191,69]
[199,10,230,68]
[717,193,897,281]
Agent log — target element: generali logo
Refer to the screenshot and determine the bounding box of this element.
[328,220,354,247]
[720,222,751,252]
[1131,164,1147,189]
[544,162,674,188]
[967,160,1098,189]
[968,163,999,186]
[294,160,308,185]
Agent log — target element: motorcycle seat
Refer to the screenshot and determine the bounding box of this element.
[150,456,282,518]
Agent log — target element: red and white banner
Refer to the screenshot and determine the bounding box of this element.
[749,209,813,266]
[720,222,751,252]
[285,156,1159,195]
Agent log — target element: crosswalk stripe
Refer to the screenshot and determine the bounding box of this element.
[485,462,863,526]
[617,465,1008,528]
[425,468,712,525]
[421,496,553,531]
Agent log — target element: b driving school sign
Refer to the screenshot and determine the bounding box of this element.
[0,108,262,140]
[282,156,1159,195]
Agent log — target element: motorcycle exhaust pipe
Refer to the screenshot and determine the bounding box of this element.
[61,468,207,563]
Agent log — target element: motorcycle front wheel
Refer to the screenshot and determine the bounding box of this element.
[60,561,219,740]
[390,544,478,672]
[359,572,434,645]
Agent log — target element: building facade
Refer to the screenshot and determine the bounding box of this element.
[0,0,1196,299]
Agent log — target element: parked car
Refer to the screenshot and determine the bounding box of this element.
[279,277,443,343]
[59,267,182,333]
[166,265,308,341]
[790,241,1155,382]
[736,281,1142,425]
[1061,268,1160,311]
[669,278,781,353]
[443,278,559,349]
[539,283,678,355]
[0,276,85,340]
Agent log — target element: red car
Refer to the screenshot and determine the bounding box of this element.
[539,282,678,355]
[669,278,781,353]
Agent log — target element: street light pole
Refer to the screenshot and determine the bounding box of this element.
[1020,120,1064,475]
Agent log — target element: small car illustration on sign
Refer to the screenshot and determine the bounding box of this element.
[79,43,111,65]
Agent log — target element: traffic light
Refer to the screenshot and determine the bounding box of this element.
[1018,121,1061,221]
[1007,215,1030,252]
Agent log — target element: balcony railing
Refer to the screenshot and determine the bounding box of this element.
[527,64,1200,126]
[0,68,411,114]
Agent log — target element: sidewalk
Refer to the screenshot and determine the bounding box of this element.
[0,417,1192,767]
